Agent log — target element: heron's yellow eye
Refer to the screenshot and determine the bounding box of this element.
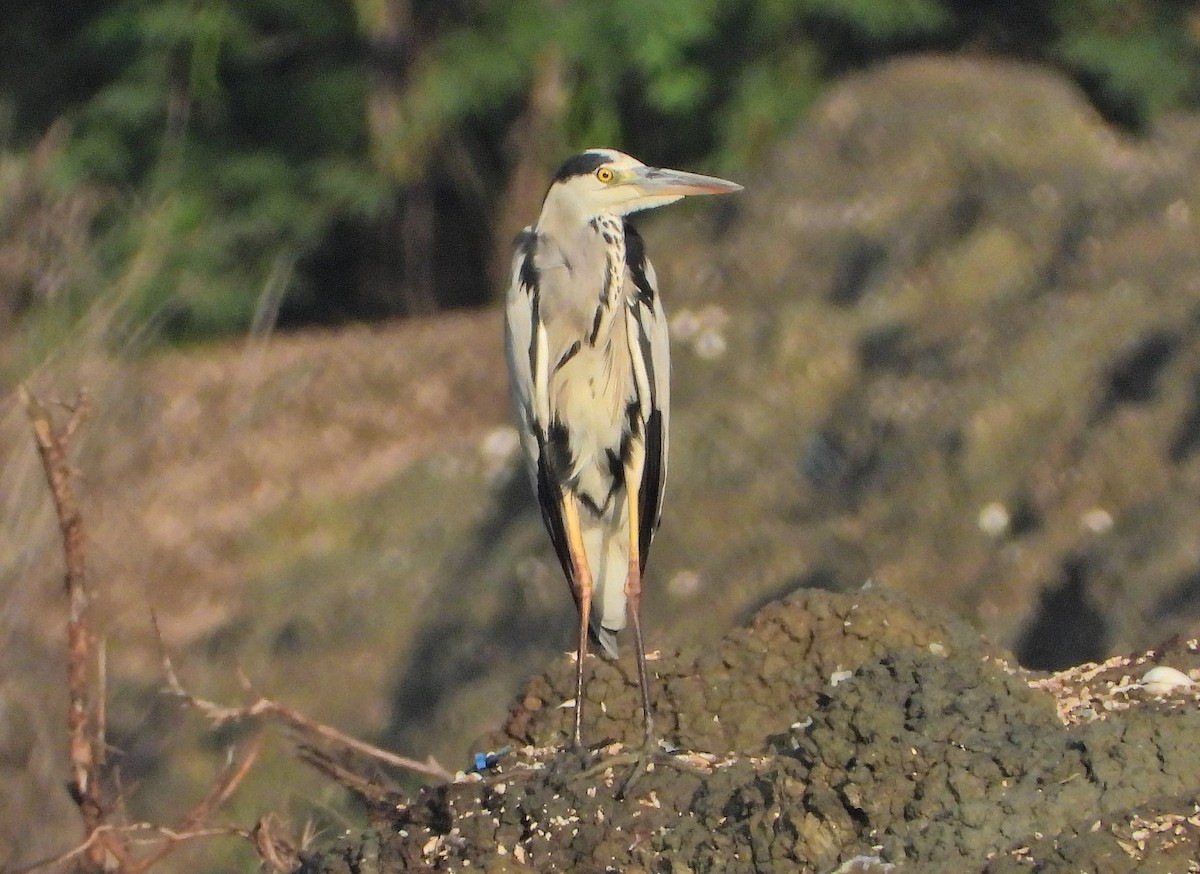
[596,166,615,184]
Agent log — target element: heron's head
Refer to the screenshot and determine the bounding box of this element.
[543,149,742,222]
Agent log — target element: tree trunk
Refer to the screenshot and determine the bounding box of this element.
[489,50,569,297]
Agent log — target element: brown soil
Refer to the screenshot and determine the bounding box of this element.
[297,589,1200,872]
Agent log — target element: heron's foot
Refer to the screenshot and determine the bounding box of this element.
[576,738,697,800]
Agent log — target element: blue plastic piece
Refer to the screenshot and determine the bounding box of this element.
[469,745,514,773]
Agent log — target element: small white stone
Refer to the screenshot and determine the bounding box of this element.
[694,329,727,360]
[1080,508,1113,534]
[671,309,700,341]
[830,669,854,687]
[978,502,1010,537]
[928,642,947,657]
[481,425,519,463]
[1141,665,1194,695]
[667,569,702,598]
[832,856,896,873]
[1168,199,1191,228]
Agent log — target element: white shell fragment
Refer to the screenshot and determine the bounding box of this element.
[1080,507,1113,534]
[977,502,1010,537]
[1140,665,1194,695]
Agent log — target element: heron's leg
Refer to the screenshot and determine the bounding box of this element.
[560,492,593,748]
[623,475,655,747]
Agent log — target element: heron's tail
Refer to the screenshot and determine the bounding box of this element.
[582,524,628,659]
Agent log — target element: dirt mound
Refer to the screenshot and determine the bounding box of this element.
[296,588,1200,872]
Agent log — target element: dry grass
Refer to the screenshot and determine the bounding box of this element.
[0,125,104,340]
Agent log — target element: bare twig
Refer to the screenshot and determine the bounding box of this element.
[19,386,110,870]
[297,743,401,807]
[96,637,107,769]
[13,733,267,874]
[124,732,264,874]
[20,387,271,874]
[183,733,265,830]
[250,814,303,873]
[12,823,250,874]
[159,642,453,782]
[11,831,106,874]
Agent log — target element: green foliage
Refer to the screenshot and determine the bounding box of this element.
[1051,0,1200,124]
[3,0,379,342]
[1,0,1200,342]
[805,0,951,39]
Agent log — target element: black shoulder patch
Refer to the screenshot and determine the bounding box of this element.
[517,231,540,290]
[624,221,655,306]
[553,151,609,182]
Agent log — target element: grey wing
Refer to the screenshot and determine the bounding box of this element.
[503,229,542,483]
[624,226,670,569]
[504,229,575,585]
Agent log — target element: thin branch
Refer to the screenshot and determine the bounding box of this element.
[297,744,401,808]
[124,732,264,874]
[12,823,249,874]
[121,824,245,847]
[10,831,106,874]
[158,636,452,782]
[19,386,107,871]
[250,815,301,874]
[14,733,268,874]
[183,733,265,831]
[96,637,107,769]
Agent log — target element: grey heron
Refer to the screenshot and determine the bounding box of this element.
[504,148,742,748]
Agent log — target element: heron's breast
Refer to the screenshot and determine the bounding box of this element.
[549,335,637,497]
[553,339,632,436]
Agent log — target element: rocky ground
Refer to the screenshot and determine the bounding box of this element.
[296,588,1200,872]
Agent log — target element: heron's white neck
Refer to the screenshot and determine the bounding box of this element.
[537,184,602,233]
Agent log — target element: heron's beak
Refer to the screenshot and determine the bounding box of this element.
[628,166,743,198]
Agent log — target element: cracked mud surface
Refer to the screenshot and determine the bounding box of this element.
[295,588,1200,872]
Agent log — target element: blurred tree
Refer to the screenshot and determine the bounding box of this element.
[1051,0,1200,127]
[0,0,1198,341]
